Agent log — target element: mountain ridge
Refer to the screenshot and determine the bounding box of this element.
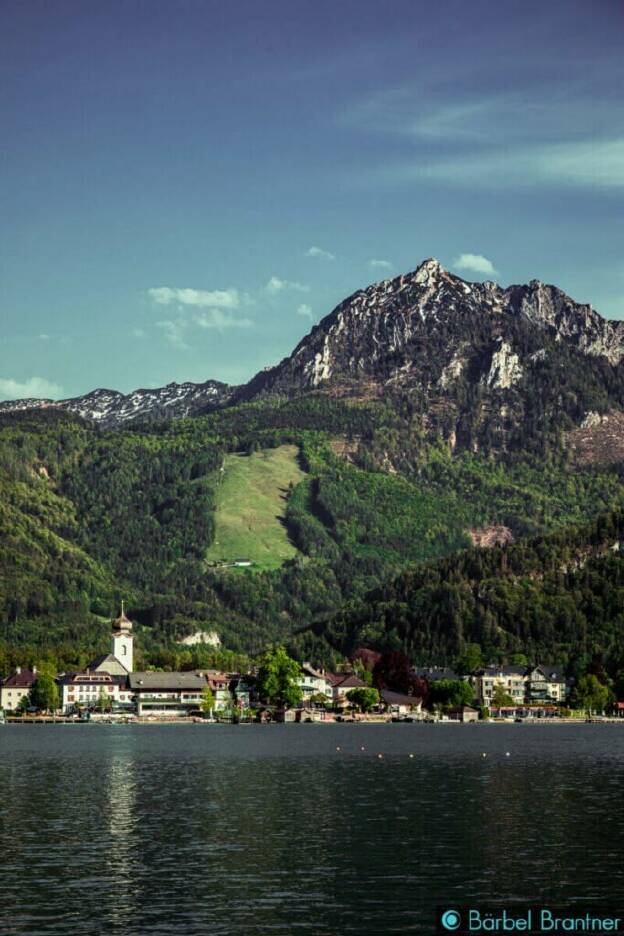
[2,259,623,444]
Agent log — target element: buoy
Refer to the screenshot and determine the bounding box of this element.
[336,746,341,751]
[482,753,487,757]
[505,752,510,757]
[409,753,414,759]
[361,746,365,751]
[377,753,383,759]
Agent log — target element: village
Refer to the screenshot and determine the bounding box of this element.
[2,607,624,724]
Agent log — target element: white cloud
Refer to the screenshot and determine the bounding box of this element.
[38,333,52,342]
[0,376,63,401]
[131,327,146,339]
[147,286,240,309]
[453,253,498,277]
[296,304,314,321]
[266,276,310,295]
[148,284,254,346]
[195,309,253,330]
[306,246,335,261]
[155,320,189,350]
[369,259,393,271]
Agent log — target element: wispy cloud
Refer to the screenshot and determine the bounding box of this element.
[195,309,253,329]
[415,138,624,190]
[131,327,146,339]
[148,286,240,309]
[453,253,498,277]
[0,376,63,401]
[155,319,189,350]
[369,259,393,271]
[296,303,314,320]
[266,276,310,295]
[147,284,254,348]
[347,80,624,191]
[306,245,336,261]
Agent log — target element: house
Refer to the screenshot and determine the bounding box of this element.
[129,672,207,716]
[0,667,37,712]
[197,670,232,711]
[329,673,368,705]
[298,663,333,702]
[472,666,528,705]
[380,689,422,716]
[447,705,479,723]
[473,664,569,706]
[230,673,254,709]
[612,702,624,719]
[525,665,567,703]
[58,670,131,714]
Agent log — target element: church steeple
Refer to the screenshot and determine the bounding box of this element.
[111,601,133,672]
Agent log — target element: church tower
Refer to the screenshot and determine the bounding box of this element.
[111,601,134,673]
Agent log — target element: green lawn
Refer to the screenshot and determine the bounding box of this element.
[206,445,306,571]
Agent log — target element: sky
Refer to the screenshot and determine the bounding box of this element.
[1,0,623,400]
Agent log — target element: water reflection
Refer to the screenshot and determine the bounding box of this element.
[1,724,624,935]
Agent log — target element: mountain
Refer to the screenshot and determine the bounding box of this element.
[241,258,624,454]
[2,259,622,452]
[2,259,624,676]
[0,379,232,427]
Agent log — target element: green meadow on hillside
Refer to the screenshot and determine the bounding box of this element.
[206,445,306,571]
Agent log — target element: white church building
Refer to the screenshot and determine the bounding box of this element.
[59,605,135,713]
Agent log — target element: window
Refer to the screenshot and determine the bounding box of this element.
[121,644,127,655]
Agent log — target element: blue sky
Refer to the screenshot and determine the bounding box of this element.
[1,0,623,399]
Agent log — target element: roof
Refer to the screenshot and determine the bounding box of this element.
[58,671,128,686]
[301,663,329,680]
[331,674,367,689]
[1,669,37,689]
[477,666,527,677]
[129,671,207,691]
[380,689,422,707]
[411,667,459,681]
[86,653,130,675]
[530,665,566,684]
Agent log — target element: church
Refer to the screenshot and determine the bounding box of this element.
[58,605,135,713]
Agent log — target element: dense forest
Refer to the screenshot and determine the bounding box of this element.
[1,394,624,678]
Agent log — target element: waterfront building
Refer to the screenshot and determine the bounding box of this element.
[57,606,135,714]
[129,671,207,716]
[59,671,132,714]
[473,665,569,705]
[525,665,567,703]
[298,663,334,701]
[0,667,37,712]
[380,689,423,716]
[329,673,368,704]
[446,705,479,723]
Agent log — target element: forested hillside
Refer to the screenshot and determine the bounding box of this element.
[2,392,624,677]
[314,509,624,677]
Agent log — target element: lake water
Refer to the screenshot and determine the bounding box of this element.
[1,723,624,935]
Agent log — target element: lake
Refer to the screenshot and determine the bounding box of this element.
[1,723,623,935]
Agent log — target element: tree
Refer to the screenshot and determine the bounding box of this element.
[571,674,612,714]
[96,688,112,713]
[29,674,59,712]
[491,683,514,707]
[200,685,215,714]
[429,679,475,708]
[346,687,380,713]
[256,646,302,709]
[454,643,484,675]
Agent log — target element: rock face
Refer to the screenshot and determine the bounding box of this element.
[0,380,232,427]
[1,259,623,440]
[242,259,624,399]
